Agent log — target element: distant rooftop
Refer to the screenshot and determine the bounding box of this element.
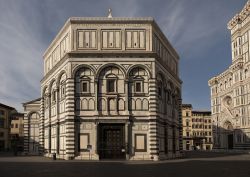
[11,112,24,118]
[22,98,41,105]
[192,110,211,114]
[182,104,192,108]
[0,102,15,110]
[182,104,211,113]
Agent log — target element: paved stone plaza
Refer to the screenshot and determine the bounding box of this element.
[0,151,250,177]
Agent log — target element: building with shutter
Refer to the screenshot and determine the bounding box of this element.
[23,98,41,155]
[0,103,16,151]
[10,112,24,152]
[182,104,213,151]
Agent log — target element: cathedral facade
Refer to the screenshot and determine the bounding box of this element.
[24,16,182,160]
[209,1,250,150]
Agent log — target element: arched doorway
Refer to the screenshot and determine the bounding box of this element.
[223,121,234,149]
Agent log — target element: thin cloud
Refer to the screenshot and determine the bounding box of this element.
[0,1,44,111]
[0,0,247,112]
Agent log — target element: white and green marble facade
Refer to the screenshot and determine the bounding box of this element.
[209,1,250,150]
[24,16,182,160]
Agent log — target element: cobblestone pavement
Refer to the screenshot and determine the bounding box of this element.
[0,151,250,177]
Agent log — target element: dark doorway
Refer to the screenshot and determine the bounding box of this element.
[228,134,233,149]
[98,124,125,159]
[0,140,4,151]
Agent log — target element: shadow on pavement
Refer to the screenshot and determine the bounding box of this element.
[0,160,249,177]
[0,152,20,157]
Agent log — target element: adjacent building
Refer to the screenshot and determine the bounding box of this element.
[24,14,182,160]
[0,103,16,151]
[23,98,41,155]
[209,1,250,149]
[182,104,213,150]
[10,113,24,151]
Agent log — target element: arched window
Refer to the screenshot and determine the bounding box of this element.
[52,89,56,102]
[129,66,149,94]
[158,83,162,98]
[50,80,57,105]
[245,69,248,79]
[58,73,67,99]
[167,91,170,103]
[156,73,164,99]
[98,66,125,95]
[75,67,94,94]
[60,82,66,98]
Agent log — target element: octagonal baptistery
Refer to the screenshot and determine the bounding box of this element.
[39,16,182,160]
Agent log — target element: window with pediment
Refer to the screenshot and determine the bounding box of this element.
[129,67,149,94]
[75,67,94,95]
[80,76,91,94]
[133,76,144,94]
[106,74,117,93]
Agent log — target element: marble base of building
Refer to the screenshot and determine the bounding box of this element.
[43,152,183,161]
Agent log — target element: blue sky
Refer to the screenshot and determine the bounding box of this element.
[0,0,247,111]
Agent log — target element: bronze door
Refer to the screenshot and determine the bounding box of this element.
[98,124,125,159]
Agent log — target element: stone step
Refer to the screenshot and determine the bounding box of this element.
[234,143,250,150]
